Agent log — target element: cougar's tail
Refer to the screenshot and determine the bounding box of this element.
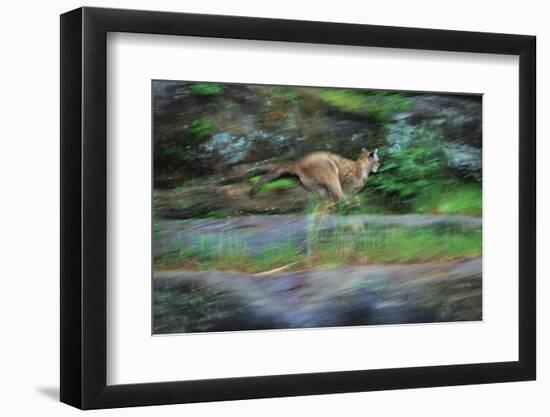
[249,161,298,198]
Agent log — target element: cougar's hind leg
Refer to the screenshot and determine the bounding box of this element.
[299,176,327,199]
[324,178,346,202]
[308,182,328,199]
[314,186,328,199]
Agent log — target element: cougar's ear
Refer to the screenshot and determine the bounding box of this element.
[361,147,367,153]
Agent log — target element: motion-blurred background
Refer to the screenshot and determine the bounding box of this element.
[152,81,482,334]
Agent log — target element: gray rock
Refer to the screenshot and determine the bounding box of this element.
[443,142,482,181]
[153,258,482,333]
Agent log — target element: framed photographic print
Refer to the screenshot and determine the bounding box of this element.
[60,6,536,409]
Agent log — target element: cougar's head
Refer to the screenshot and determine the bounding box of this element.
[361,148,380,173]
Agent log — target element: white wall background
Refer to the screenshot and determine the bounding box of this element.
[0,0,545,415]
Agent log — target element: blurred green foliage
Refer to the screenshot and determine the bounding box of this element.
[413,184,482,216]
[189,83,223,96]
[159,146,190,161]
[272,86,300,102]
[369,127,451,209]
[157,119,216,163]
[186,119,217,141]
[249,176,300,194]
[320,89,412,121]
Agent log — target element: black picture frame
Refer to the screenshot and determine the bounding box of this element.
[60,6,536,410]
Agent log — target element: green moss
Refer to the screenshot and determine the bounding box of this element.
[248,243,304,271]
[248,177,300,194]
[189,83,223,96]
[320,89,368,113]
[179,178,200,187]
[159,146,190,161]
[222,99,238,111]
[272,87,300,102]
[337,194,391,215]
[319,89,412,120]
[413,184,482,216]
[153,222,161,233]
[187,119,216,141]
[203,210,230,219]
[352,228,482,263]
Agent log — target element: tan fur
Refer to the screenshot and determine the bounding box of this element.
[249,149,380,201]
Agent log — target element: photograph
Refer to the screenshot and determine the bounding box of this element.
[152,81,483,334]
